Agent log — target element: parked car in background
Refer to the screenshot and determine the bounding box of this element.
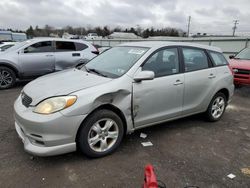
[229,48,250,87]
[0,38,99,89]
[85,33,102,40]
[14,42,234,158]
[0,42,16,52]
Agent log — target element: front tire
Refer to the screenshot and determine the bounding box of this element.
[205,92,227,122]
[234,84,242,89]
[77,109,124,158]
[0,66,16,89]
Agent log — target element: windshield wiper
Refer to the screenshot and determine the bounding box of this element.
[80,65,89,71]
[234,57,250,60]
[88,68,108,77]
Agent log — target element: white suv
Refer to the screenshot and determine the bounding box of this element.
[0,38,99,89]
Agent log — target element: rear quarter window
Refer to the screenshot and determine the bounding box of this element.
[56,41,76,52]
[75,42,88,51]
[209,51,228,66]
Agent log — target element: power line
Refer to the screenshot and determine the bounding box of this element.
[187,16,191,37]
[232,20,239,37]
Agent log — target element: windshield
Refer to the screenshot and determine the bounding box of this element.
[235,48,250,60]
[4,40,30,52]
[85,46,149,78]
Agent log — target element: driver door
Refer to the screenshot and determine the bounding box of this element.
[132,47,184,128]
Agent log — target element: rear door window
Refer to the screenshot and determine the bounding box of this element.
[182,48,209,72]
[55,41,76,52]
[209,51,228,66]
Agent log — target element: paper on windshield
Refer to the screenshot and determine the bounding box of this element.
[128,49,146,55]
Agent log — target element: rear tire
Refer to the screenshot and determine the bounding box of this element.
[0,66,16,89]
[205,92,227,122]
[77,109,124,158]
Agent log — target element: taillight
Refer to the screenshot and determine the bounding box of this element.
[92,45,99,55]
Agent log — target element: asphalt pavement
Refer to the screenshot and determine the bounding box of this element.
[0,82,250,187]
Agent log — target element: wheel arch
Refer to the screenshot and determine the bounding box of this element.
[0,62,19,78]
[205,88,230,111]
[216,88,229,101]
[75,103,128,142]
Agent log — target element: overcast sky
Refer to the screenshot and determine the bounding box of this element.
[0,0,250,35]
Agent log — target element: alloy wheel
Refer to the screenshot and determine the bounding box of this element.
[0,69,13,88]
[211,96,225,119]
[87,118,119,152]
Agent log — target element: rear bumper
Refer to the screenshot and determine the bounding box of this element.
[228,83,234,104]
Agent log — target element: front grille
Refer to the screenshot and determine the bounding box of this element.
[234,69,250,75]
[21,92,32,107]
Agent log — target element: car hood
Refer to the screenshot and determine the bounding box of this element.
[229,59,250,70]
[0,51,10,57]
[23,69,112,105]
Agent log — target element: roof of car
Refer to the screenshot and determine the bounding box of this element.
[28,37,90,43]
[119,41,222,52]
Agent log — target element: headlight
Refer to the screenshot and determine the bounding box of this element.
[34,96,77,114]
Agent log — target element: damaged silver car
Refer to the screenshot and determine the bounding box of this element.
[14,42,234,157]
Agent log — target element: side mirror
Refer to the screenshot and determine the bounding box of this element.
[229,55,235,59]
[75,63,86,69]
[134,70,155,82]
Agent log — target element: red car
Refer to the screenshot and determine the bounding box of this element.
[229,48,250,87]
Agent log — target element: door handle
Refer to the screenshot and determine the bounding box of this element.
[72,53,80,57]
[46,54,54,57]
[174,80,183,86]
[208,74,216,79]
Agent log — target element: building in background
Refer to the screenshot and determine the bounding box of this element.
[0,31,12,41]
[108,32,141,39]
[0,31,27,41]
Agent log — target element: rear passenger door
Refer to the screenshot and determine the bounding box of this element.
[181,47,217,115]
[54,41,87,70]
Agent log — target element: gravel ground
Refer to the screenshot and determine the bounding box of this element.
[0,82,250,188]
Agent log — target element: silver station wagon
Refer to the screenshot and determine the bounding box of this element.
[14,42,234,158]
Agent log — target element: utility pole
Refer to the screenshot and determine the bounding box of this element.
[187,16,191,37]
[232,20,239,37]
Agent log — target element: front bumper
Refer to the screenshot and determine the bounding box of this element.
[14,95,87,157]
[234,74,250,85]
[15,122,76,156]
